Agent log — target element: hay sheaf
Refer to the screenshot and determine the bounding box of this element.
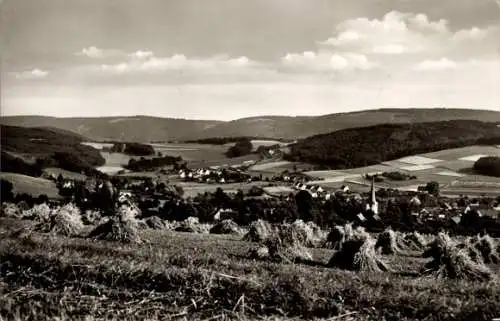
[328,234,390,272]
[288,219,326,248]
[145,216,166,230]
[247,226,313,264]
[88,216,142,244]
[403,231,429,251]
[466,235,499,264]
[1,203,22,218]
[324,223,369,250]
[249,233,313,264]
[81,210,102,225]
[22,203,53,221]
[175,217,211,234]
[32,203,84,237]
[210,219,243,235]
[375,229,409,255]
[422,232,493,281]
[242,219,273,242]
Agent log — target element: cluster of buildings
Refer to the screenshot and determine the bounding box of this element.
[178,167,252,184]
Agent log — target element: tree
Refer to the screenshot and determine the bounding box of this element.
[425,181,440,197]
[1,179,14,202]
[474,156,500,177]
[295,190,314,222]
[225,139,253,158]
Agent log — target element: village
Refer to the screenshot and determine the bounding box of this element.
[32,156,500,238]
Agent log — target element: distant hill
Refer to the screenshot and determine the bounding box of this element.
[0,115,221,142]
[1,125,106,177]
[2,108,500,141]
[285,120,500,169]
[195,108,500,140]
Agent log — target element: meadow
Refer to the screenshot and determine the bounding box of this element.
[0,173,60,199]
[1,213,500,321]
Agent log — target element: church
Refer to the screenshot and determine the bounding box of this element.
[365,176,379,215]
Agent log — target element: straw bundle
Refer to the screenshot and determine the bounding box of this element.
[33,203,84,237]
[210,219,243,235]
[328,234,390,272]
[422,232,493,281]
[375,228,408,255]
[242,219,273,242]
[88,215,142,243]
[145,216,166,230]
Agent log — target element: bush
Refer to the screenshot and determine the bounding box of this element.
[474,156,500,177]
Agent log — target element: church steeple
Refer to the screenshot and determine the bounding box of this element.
[370,176,376,204]
[367,176,379,214]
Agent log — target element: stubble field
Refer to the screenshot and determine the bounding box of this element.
[1,218,499,321]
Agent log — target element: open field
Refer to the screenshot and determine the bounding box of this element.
[300,145,500,196]
[178,181,271,198]
[1,218,499,321]
[42,167,87,181]
[250,140,288,151]
[0,173,60,198]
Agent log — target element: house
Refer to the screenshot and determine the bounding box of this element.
[356,213,367,222]
[450,215,461,225]
[213,208,238,221]
[410,196,421,207]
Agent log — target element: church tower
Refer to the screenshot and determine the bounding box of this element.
[366,176,379,215]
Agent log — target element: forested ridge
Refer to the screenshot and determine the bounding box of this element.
[285,120,500,169]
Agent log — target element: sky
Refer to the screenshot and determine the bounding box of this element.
[1,0,500,120]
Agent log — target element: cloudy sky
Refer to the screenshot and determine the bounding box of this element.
[1,0,500,120]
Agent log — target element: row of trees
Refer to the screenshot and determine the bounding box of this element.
[110,142,155,156]
[125,155,183,172]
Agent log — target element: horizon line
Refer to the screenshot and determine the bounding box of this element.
[1,106,500,122]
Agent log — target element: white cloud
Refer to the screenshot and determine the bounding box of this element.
[281,51,376,72]
[414,58,458,71]
[318,11,497,57]
[13,68,49,80]
[129,50,154,59]
[372,44,408,54]
[75,46,122,59]
[101,52,252,73]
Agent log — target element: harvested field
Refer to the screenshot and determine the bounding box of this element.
[1,218,500,321]
[398,164,436,171]
[422,145,500,161]
[262,186,295,196]
[396,155,443,165]
[249,161,292,171]
[459,154,491,162]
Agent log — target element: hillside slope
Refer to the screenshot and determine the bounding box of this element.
[285,120,500,169]
[0,116,221,142]
[1,125,105,177]
[2,108,500,141]
[195,108,500,140]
